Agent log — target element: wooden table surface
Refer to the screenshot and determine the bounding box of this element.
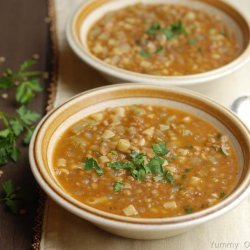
[0,0,51,249]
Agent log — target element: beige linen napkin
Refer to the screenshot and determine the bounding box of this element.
[40,1,250,249]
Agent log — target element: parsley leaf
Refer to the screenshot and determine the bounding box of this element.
[85,158,103,176]
[107,161,134,170]
[140,49,150,58]
[16,79,42,105]
[1,180,19,214]
[9,118,24,136]
[130,151,147,166]
[113,182,124,192]
[17,106,40,126]
[152,143,170,155]
[0,76,12,89]
[146,21,161,35]
[0,59,43,105]
[146,20,186,40]
[1,179,37,214]
[156,46,164,53]
[189,38,196,45]
[19,59,36,72]
[149,156,164,175]
[2,179,15,196]
[164,170,174,184]
[183,205,194,214]
[219,192,226,199]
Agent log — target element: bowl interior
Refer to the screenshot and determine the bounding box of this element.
[32,85,250,224]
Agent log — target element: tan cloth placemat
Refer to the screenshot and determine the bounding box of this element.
[40,1,250,249]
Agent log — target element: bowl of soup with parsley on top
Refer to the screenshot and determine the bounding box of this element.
[29,84,250,239]
[66,0,250,85]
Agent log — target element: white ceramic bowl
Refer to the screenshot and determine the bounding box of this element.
[29,84,250,239]
[66,0,250,86]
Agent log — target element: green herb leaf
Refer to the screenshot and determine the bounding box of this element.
[23,128,35,145]
[140,49,150,58]
[149,156,164,175]
[130,151,146,165]
[162,21,186,40]
[147,21,161,35]
[189,38,196,45]
[156,46,164,53]
[113,182,124,192]
[219,192,226,199]
[164,170,174,184]
[0,77,12,89]
[152,143,170,155]
[10,119,23,136]
[10,146,21,162]
[20,59,36,72]
[85,158,103,176]
[183,205,193,214]
[2,179,15,196]
[107,161,135,170]
[0,128,11,138]
[16,79,42,104]
[17,106,40,125]
[0,129,20,165]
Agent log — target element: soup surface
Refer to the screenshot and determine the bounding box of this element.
[53,105,239,218]
[87,4,240,76]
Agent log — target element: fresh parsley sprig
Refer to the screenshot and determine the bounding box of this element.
[107,143,174,183]
[146,20,187,40]
[0,179,37,214]
[0,107,40,165]
[0,59,43,165]
[0,59,43,104]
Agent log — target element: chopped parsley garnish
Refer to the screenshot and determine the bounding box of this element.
[113,182,124,192]
[152,143,170,155]
[107,143,174,183]
[107,161,134,170]
[85,158,103,176]
[146,21,161,35]
[140,49,150,58]
[183,205,193,214]
[164,170,175,184]
[147,20,186,40]
[189,38,196,45]
[220,31,227,37]
[185,145,193,149]
[219,192,226,199]
[156,46,164,53]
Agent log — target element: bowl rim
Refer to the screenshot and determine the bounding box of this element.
[66,0,250,86]
[29,83,250,226]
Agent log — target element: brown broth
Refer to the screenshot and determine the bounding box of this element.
[53,105,239,218]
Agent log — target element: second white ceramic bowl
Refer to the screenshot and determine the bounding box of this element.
[66,0,250,86]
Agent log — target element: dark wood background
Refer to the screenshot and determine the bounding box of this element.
[0,0,51,249]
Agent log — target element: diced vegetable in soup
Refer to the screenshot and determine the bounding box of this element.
[53,105,239,218]
[87,4,240,76]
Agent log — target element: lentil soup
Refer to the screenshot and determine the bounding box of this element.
[52,105,239,218]
[87,3,240,76]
